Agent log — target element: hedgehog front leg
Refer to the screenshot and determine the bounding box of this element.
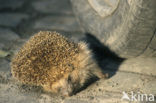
[90,64,109,79]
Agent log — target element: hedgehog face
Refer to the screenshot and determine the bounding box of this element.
[58,75,75,96]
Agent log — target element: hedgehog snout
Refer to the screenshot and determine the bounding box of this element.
[58,76,75,96]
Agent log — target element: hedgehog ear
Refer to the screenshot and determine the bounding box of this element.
[78,41,88,49]
[78,41,91,55]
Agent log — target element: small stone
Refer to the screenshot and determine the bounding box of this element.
[0,13,29,27]
[0,50,10,58]
[98,88,101,91]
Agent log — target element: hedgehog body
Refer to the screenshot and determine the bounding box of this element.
[11,31,106,96]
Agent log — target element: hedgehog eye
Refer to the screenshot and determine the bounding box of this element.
[67,75,72,82]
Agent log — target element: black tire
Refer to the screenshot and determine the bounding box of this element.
[70,0,156,58]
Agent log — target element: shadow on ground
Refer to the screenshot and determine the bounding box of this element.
[74,33,125,95]
[84,33,125,77]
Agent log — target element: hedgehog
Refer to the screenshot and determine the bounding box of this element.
[11,31,107,96]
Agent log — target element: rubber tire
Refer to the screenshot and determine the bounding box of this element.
[70,0,156,58]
